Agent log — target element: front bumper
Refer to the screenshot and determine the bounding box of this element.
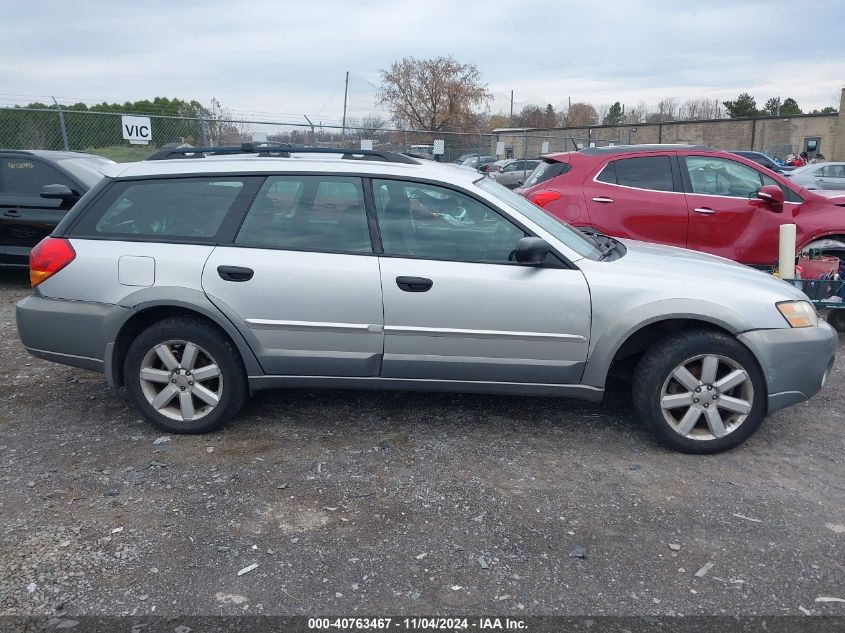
[738,321,837,414]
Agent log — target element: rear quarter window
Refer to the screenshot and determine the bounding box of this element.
[522,160,571,188]
[69,177,256,242]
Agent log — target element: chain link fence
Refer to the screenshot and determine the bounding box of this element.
[0,107,517,163]
[0,106,611,167]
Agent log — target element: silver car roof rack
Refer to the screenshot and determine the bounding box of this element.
[145,142,421,164]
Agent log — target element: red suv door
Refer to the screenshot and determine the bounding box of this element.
[681,154,792,265]
[582,153,689,248]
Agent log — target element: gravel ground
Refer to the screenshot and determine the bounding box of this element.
[0,269,843,618]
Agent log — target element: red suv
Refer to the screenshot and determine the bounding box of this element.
[517,145,845,266]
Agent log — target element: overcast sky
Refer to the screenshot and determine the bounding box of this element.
[3,0,843,123]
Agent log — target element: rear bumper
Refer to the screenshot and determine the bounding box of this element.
[738,321,837,413]
[16,294,128,374]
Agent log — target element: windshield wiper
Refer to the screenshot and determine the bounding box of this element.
[595,235,619,261]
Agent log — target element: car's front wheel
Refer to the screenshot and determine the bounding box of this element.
[124,316,248,434]
[633,330,766,454]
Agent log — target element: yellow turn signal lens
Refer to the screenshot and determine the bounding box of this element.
[776,301,818,328]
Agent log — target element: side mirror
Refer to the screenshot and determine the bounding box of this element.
[515,237,551,265]
[40,184,81,206]
[756,184,784,211]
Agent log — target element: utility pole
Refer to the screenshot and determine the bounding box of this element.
[510,90,514,125]
[341,71,349,138]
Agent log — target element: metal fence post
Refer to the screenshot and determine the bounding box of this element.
[522,130,528,160]
[52,96,69,151]
[198,113,209,146]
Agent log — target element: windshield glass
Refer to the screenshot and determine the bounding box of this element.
[57,156,114,188]
[476,178,602,259]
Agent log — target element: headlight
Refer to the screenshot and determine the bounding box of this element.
[777,300,818,328]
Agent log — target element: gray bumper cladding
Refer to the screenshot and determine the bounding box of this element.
[738,321,838,413]
[15,295,125,373]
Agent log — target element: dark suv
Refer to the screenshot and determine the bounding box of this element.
[0,150,113,267]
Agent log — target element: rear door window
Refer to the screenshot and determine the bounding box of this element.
[235,176,371,253]
[599,156,674,192]
[0,157,79,195]
[72,177,254,241]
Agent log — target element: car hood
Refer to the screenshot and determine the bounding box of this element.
[615,238,807,301]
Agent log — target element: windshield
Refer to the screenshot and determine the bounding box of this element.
[57,156,114,188]
[476,178,602,259]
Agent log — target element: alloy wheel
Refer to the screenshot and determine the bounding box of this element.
[659,354,754,441]
[138,340,223,422]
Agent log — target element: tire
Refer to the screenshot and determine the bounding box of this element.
[632,329,766,454]
[827,309,845,333]
[124,316,248,434]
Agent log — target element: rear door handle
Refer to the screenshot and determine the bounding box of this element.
[217,265,254,282]
[396,276,433,292]
[2,209,21,217]
[592,197,614,203]
[693,207,716,215]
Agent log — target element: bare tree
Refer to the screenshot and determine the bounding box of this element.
[513,104,546,128]
[566,102,599,127]
[678,97,721,120]
[623,100,649,124]
[378,56,492,131]
[346,115,389,140]
[594,103,611,125]
[205,97,241,145]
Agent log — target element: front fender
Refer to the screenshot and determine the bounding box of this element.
[581,298,753,388]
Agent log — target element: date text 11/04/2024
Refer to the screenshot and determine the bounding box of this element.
[307,617,528,630]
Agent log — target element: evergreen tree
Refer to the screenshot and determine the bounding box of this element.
[722,93,758,118]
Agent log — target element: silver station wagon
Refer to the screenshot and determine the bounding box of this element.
[16,145,837,453]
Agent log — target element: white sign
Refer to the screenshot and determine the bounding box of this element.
[495,141,505,156]
[121,116,152,145]
[360,139,373,150]
[541,141,550,154]
[432,139,445,155]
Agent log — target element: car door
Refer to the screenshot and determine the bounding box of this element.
[372,178,591,384]
[502,161,539,189]
[0,155,81,266]
[202,175,384,377]
[581,153,689,248]
[497,161,522,187]
[682,154,789,264]
[815,164,845,190]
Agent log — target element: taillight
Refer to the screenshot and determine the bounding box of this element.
[29,237,76,287]
[528,190,562,208]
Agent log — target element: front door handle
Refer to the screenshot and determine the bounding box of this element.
[396,276,433,292]
[2,209,21,218]
[217,265,254,282]
[693,207,716,215]
[592,197,614,203]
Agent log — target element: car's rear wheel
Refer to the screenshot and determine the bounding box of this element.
[633,330,766,454]
[124,316,248,434]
